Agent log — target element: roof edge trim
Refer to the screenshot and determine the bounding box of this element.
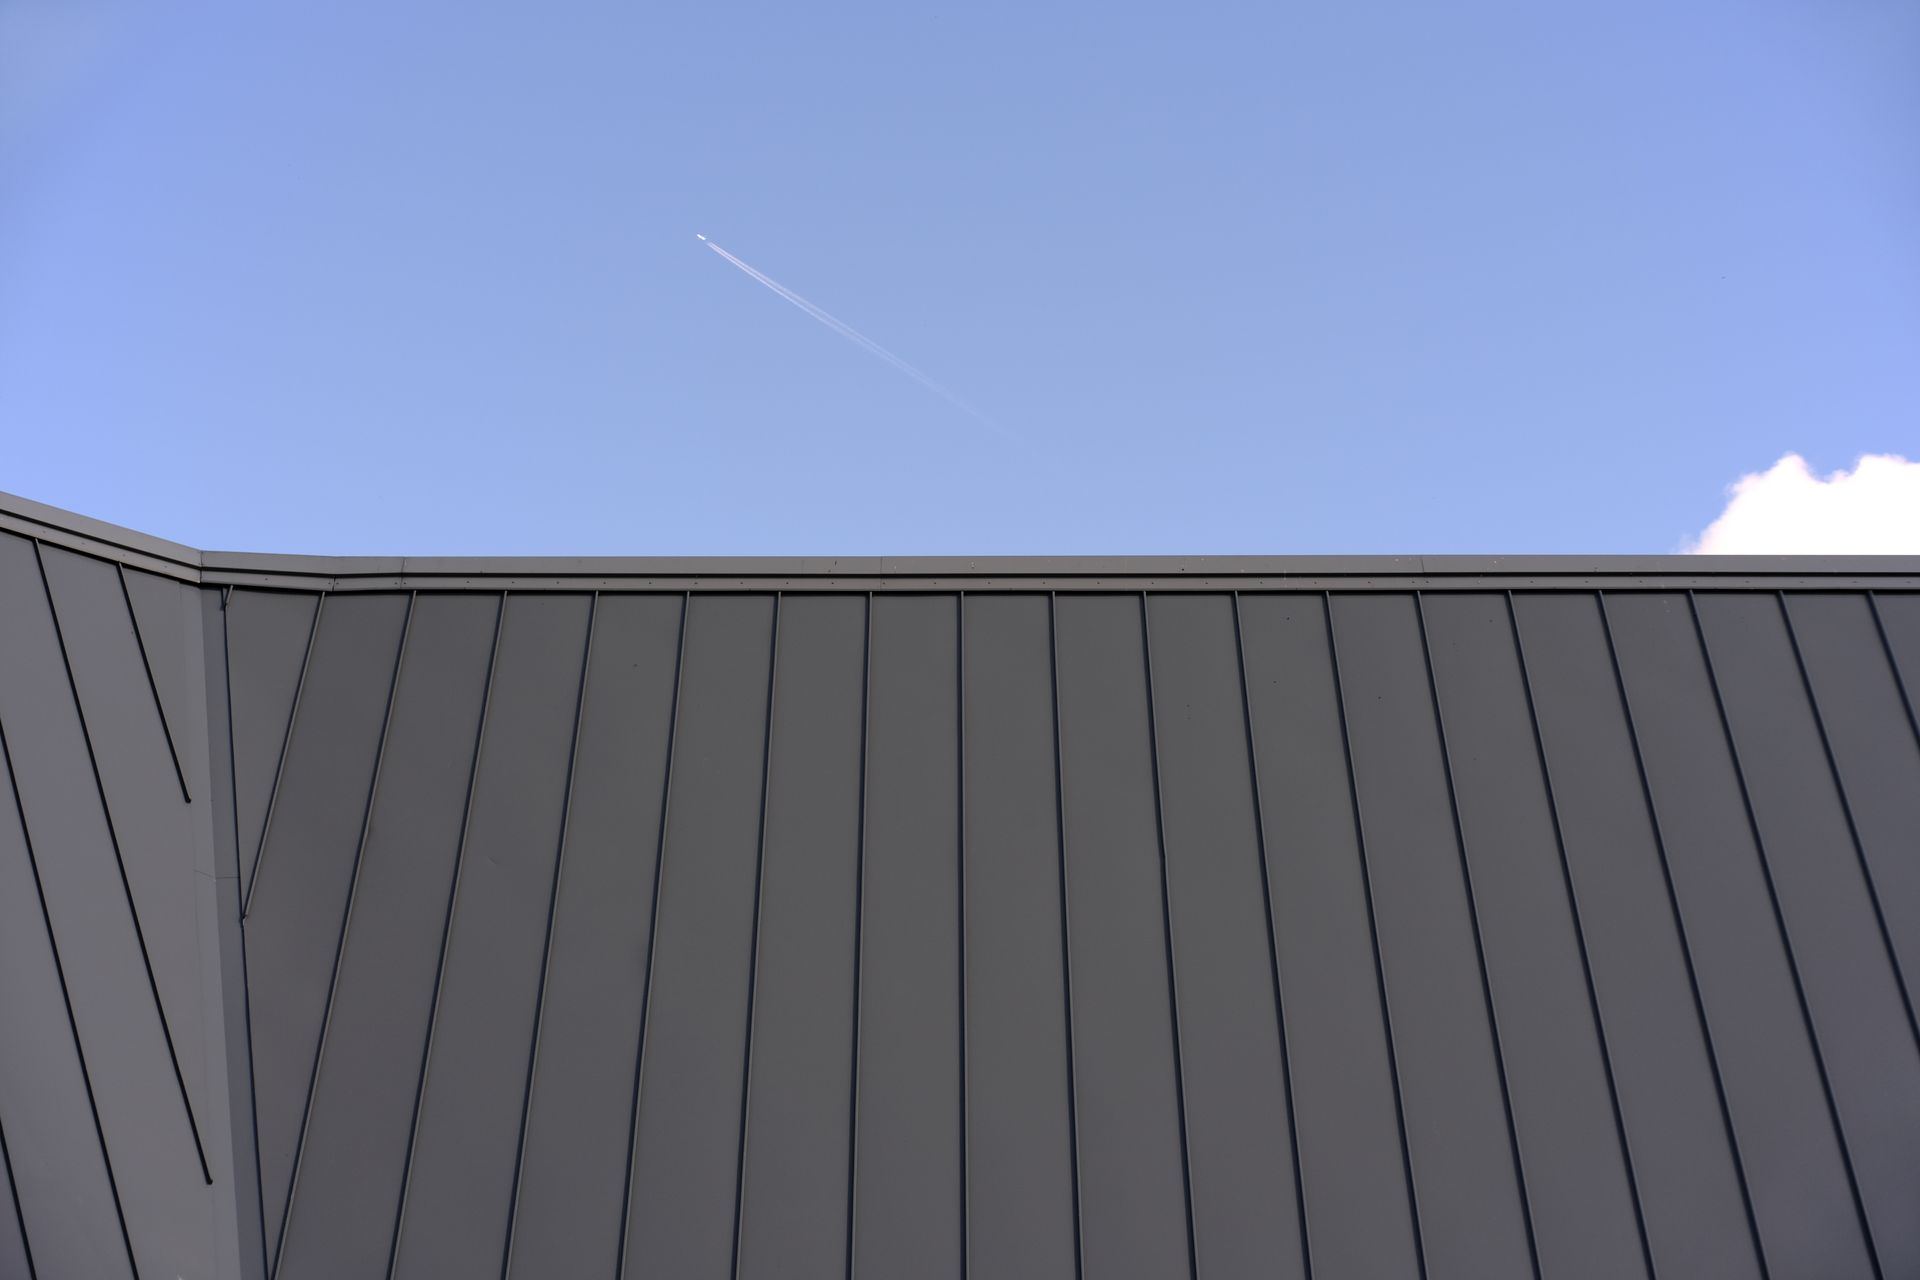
[8,489,1920,590]
[0,490,203,582]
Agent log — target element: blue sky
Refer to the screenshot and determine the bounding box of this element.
[2,0,1915,555]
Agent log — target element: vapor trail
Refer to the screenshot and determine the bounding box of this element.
[697,235,1014,442]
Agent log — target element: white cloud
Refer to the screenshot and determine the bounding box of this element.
[1687,453,1920,554]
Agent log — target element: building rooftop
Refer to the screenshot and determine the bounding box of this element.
[1,489,1917,1279]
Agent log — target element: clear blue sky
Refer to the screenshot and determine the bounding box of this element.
[2,0,1915,554]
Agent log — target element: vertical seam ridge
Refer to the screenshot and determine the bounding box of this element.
[384,592,508,1280]
[616,593,691,1279]
[1047,594,1086,1280]
[728,595,782,1280]
[501,593,601,1278]
[1682,593,1875,1276]
[242,594,324,915]
[34,539,212,1182]
[1138,593,1201,1280]
[272,591,418,1276]
[0,711,137,1275]
[1324,591,1430,1280]
[1508,593,1656,1279]
[117,563,192,803]
[1230,592,1313,1280]
[1602,592,1770,1277]
[1413,592,1542,1279]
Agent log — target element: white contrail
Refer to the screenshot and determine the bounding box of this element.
[696,234,1015,443]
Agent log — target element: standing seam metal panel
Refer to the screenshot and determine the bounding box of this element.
[0,1115,30,1279]
[1694,592,1920,1277]
[1785,594,1920,1063]
[272,594,501,1280]
[244,594,412,1263]
[1604,591,1876,1278]
[1144,593,1306,1279]
[505,594,686,1277]
[734,594,865,1279]
[622,594,777,1277]
[1514,592,1765,1278]
[961,594,1077,1280]
[1419,592,1649,1280]
[853,595,965,1279]
[1237,592,1421,1278]
[228,593,321,911]
[37,545,218,1254]
[1328,593,1535,1280]
[207,585,269,1280]
[1872,594,1920,732]
[3,532,1918,1280]
[387,593,594,1277]
[0,709,132,1279]
[1052,594,1193,1280]
[0,533,210,1278]
[118,564,193,803]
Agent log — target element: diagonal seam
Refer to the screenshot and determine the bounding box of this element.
[1324,591,1430,1280]
[0,1098,38,1279]
[728,594,783,1280]
[1685,592,1879,1277]
[33,539,213,1184]
[617,593,692,1279]
[1777,592,1920,1055]
[1508,593,1656,1279]
[1414,592,1543,1280]
[844,594,873,1280]
[1602,592,1772,1277]
[270,592,418,1277]
[117,563,192,804]
[243,594,324,916]
[1229,592,1313,1280]
[1137,593,1200,1280]
[384,593,508,1279]
[1045,593,1086,1280]
[0,707,138,1275]
[501,593,601,1278]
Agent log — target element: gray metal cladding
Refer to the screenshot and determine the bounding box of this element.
[735,594,865,1280]
[1330,594,1537,1280]
[1786,595,1920,1000]
[1052,594,1194,1279]
[0,501,1917,1280]
[0,533,216,1280]
[1419,593,1647,1280]
[1693,594,1920,1275]
[245,592,412,1265]
[390,592,596,1277]
[1236,593,1422,1277]
[223,590,319,911]
[1514,593,1767,1278]
[271,592,503,1280]
[854,594,965,1279]
[1604,593,1875,1276]
[0,1130,29,1280]
[959,594,1076,1280]
[621,593,776,1277]
[1143,595,1304,1279]
[509,593,685,1275]
[39,549,210,1146]
[0,692,130,1279]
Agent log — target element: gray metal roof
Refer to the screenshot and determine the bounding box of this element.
[1,488,1917,1279]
